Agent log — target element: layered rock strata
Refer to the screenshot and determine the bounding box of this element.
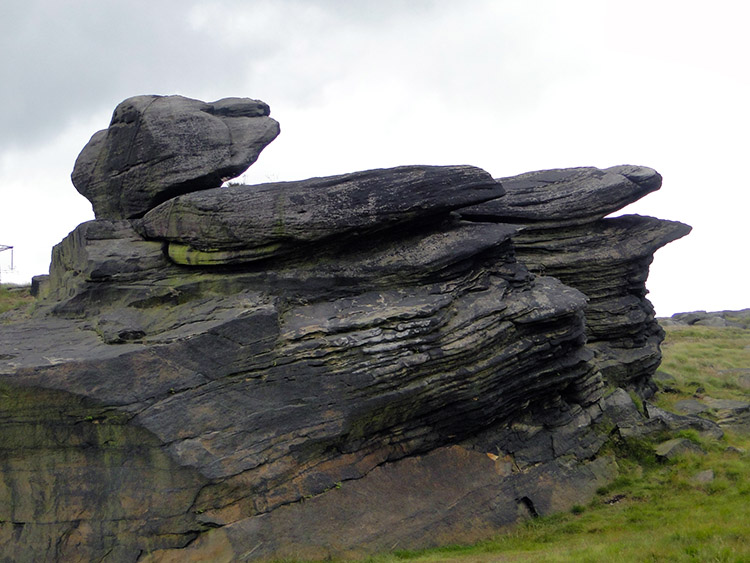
[1,95,689,561]
[135,165,504,265]
[459,166,691,394]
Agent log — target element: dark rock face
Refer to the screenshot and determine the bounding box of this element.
[135,164,504,264]
[71,95,280,220]
[0,96,690,561]
[459,166,691,394]
[460,165,662,227]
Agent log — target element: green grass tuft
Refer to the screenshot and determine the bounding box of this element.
[354,323,750,563]
[0,284,33,316]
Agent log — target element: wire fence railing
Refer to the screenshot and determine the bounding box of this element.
[0,245,14,284]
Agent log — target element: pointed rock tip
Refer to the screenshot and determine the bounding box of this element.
[606,165,662,191]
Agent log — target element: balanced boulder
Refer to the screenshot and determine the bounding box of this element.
[71,95,279,219]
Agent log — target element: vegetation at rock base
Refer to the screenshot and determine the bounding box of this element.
[0,284,33,317]
[657,325,750,406]
[313,324,750,563]
[2,286,748,561]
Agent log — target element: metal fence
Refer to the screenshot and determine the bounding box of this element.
[0,245,14,283]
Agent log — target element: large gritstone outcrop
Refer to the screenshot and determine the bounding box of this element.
[0,95,688,562]
[459,166,691,395]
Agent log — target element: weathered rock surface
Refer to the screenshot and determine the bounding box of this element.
[459,165,662,227]
[674,398,710,416]
[633,403,724,440]
[655,437,704,460]
[0,96,692,561]
[71,95,280,219]
[1,231,607,561]
[458,166,692,394]
[692,469,715,484]
[697,397,750,433]
[135,165,504,264]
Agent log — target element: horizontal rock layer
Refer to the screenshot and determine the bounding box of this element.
[509,214,691,390]
[458,166,692,392]
[135,165,504,264]
[460,165,662,227]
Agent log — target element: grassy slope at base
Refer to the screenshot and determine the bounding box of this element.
[2,289,748,562]
[0,284,33,316]
[360,324,750,563]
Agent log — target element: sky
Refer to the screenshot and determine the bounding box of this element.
[0,0,748,316]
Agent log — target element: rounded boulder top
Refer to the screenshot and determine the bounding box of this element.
[71,94,280,220]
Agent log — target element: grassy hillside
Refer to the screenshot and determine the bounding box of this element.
[0,284,33,316]
[362,324,750,563]
[658,325,750,407]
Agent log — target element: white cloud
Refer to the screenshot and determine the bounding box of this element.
[1,0,748,314]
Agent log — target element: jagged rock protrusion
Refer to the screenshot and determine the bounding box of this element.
[459,165,662,227]
[458,166,691,393]
[2,214,602,560]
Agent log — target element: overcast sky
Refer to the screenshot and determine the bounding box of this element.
[1,0,748,316]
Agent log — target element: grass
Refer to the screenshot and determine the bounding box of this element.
[362,444,750,562]
[656,325,750,408]
[0,283,33,316]
[359,325,750,563]
[2,286,748,561]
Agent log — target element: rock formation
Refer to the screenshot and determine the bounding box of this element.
[459,166,692,395]
[661,308,750,329]
[1,95,690,562]
[71,95,280,220]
